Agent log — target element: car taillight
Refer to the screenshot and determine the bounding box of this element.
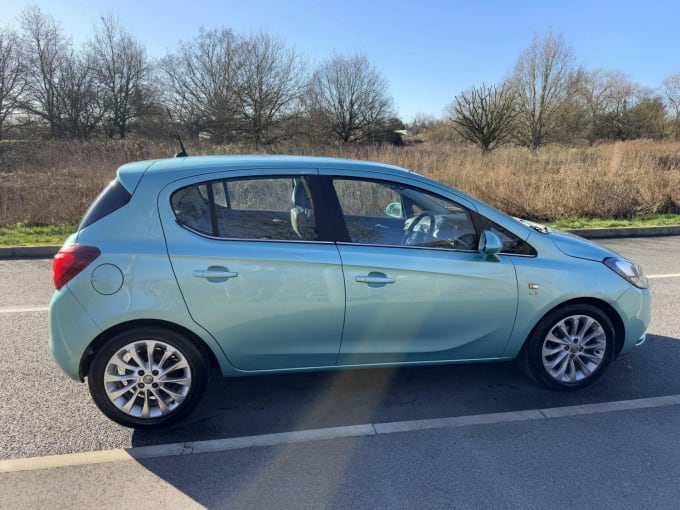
[52,246,101,290]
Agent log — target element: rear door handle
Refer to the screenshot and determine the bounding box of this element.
[355,275,395,284]
[193,270,239,279]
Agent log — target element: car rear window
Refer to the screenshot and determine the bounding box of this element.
[78,179,132,230]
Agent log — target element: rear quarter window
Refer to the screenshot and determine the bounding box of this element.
[78,179,132,230]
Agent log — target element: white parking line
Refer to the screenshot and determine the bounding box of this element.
[648,274,680,279]
[2,394,680,474]
[0,306,49,313]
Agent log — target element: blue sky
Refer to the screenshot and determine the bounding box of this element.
[2,0,679,122]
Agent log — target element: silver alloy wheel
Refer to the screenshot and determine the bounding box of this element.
[541,314,607,383]
[103,340,192,419]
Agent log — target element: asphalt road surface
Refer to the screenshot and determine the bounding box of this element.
[1,236,679,509]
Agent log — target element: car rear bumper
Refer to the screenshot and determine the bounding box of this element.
[49,288,102,381]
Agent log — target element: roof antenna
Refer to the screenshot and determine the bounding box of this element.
[167,108,188,158]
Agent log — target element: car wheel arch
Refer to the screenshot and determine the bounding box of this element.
[520,297,626,360]
[78,319,221,381]
[517,297,626,357]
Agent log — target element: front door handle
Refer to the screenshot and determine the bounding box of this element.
[355,275,395,284]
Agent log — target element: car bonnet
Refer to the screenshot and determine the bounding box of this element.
[549,231,619,261]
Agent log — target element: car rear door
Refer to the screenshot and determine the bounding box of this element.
[159,171,346,372]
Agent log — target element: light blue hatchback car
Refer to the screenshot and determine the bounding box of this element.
[49,155,651,428]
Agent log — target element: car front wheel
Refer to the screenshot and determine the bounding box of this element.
[521,304,616,390]
[88,327,209,428]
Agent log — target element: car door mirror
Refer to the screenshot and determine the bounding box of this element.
[478,230,503,255]
[385,202,403,218]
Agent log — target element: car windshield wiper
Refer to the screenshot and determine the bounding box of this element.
[515,218,553,234]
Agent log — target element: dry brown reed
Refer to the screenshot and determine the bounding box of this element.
[1,138,679,227]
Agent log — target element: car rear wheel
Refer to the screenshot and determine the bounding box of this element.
[520,304,615,390]
[88,327,208,428]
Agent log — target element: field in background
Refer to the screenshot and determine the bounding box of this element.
[1,139,679,228]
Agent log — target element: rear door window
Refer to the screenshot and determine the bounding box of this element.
[171,176,318,241]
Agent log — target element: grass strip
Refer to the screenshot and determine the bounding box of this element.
[548,214,680,230]
[0,224,75,247]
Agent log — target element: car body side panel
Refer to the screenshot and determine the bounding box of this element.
[163,236,347,371]
[337,244,519,363]
[55,249,234,373]
[501,234,649,359]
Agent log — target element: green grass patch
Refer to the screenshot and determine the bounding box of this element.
[548,214,680,230]
[0,224,75,246]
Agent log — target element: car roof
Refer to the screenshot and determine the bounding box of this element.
[117,155,416,194]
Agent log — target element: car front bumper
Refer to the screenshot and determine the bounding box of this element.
[616,285,652,356]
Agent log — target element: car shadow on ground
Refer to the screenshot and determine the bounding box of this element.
[130,333,680,449]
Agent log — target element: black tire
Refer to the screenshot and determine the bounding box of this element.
[88,327,209,429]
[520,304,616,391]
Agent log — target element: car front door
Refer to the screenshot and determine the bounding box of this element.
[325,176,519,365]
[160,172,346,372]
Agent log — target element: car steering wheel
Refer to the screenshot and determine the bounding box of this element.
[401,212,436,245]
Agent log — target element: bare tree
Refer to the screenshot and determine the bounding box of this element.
[18,5,71,139]
[307,53,393,143]
[0,27,26,139]
[232,33,306,147]
[88,14,152,138]
[576,71,666,142]
[578,70,638,142]
[56,50,101,139]
[511,31,582,149]
[662,73,680,138]
[448,82,517,153]
[580,70,633,115]
[161,27,240,140]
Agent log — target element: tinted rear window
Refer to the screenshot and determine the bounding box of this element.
[79,179,132,230]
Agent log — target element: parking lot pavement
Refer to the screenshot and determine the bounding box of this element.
[4,400,680,509]
[0,259,53,308]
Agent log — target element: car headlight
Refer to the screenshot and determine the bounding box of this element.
[604,257,649,289]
